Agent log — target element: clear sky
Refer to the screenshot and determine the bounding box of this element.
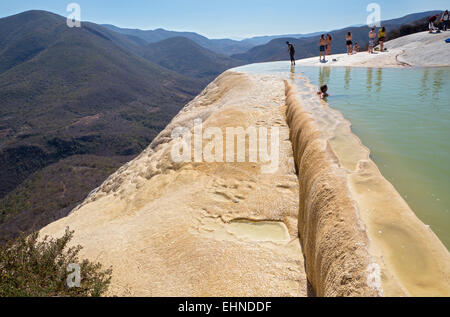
[0,0,447,39]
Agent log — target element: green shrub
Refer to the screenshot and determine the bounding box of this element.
[0,228,112,297]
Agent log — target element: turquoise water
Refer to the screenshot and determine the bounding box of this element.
[235,63,450,249]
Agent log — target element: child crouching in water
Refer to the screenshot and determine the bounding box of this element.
[317,85,329,99]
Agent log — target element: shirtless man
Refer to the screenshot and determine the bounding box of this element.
[368,27,376,54]
[319,35,327,62]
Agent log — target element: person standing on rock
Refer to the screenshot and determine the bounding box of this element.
[368,27,377,54]
[287,41,296,66]
[319,35,327,62]
[378,27,386,52]
[326,34,333,55]
[346,32,353,55]
[441,10,449,31]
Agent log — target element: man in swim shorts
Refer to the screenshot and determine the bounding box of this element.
[319,35,327,62]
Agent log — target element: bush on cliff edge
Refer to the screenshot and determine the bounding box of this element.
[0,228,112,297]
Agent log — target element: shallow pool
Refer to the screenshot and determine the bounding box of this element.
[235,62,450,249]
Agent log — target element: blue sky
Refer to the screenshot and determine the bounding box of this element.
[0,0,447,39]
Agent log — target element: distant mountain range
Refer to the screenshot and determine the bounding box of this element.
[239,32,325,46]
[102,26,330,56]
[102,25,326,56]
[102,24,255,56]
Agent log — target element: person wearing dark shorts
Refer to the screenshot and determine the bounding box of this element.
[287,41,296,65]
[346,32,353,55]
[378,27,386,52]
[319,34,327,62]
